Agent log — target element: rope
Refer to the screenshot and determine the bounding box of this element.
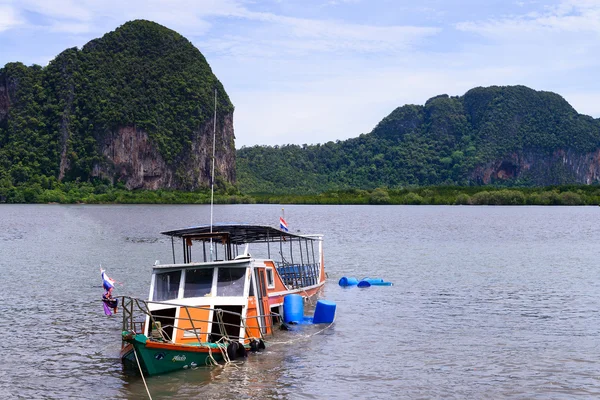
[206,345,220,367]
[211,313,242,370]
[205,310,235,368]
[301,289,315,306]
[205,337,242,371]
[133,348,153,400]
[267,321,334,346]
[217,340,231,363]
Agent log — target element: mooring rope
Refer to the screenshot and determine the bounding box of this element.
[133,348,153,400]
[301,289,315,305]
[266,321,334,346]
[205,310,237,368]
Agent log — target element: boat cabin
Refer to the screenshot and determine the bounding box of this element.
[142,224,325,346]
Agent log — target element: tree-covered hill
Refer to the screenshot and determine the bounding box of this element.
[237,85,600,194]
[0,20,235,192]
[3,23,600,201]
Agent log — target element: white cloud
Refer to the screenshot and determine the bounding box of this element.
[4,0,245,36]
[445,0,600,120]
[49,21,91,34]
[0,4,23,32]
[4,0,441,57]
[323,0,361,6]
[457,0,600,35]
[19,0,94,22]
[283,18,439,53]
[202,22,438,59]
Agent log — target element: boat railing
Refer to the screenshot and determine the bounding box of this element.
[120,296,272,345]
[275,262,321,289]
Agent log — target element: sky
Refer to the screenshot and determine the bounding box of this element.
[1,0,600,148]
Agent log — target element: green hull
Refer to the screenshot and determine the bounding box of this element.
[122,334,224,376]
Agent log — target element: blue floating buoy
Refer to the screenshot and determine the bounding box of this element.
[361,278,383,284]
[339,276,358,286]
[360,277,393,286]
[283,294,304,323]
[357,280,371,288]
[312,300,336,324]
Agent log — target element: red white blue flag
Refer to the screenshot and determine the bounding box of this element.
[279,216,289,232]
[101,269,116,290]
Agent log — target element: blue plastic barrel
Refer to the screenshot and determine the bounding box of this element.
[361,278,384,284]
[283,294,304,323]
[357,280,371,288]
[338,276,359,286]
[361,278,392,286]
[312,300,336,324]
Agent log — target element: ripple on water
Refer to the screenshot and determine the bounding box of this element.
[3,205,600,399]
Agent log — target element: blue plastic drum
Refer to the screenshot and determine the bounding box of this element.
[312,300,337,324]
[283,294,304,323]
[338,276,358,286]
[362,278,384,284]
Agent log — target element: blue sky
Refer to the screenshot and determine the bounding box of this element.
[1,0,599,148]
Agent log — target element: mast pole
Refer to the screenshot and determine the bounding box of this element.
[210,88,217,260]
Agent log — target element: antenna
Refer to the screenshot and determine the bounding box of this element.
[210,88,217,260]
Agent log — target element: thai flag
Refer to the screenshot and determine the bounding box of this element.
[101,269,115,291]
[279,216,288,232]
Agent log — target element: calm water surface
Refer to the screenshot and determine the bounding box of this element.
[1,205,600,399]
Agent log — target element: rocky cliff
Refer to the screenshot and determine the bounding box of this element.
[0,20,235,190]
[472,148,600,185]
[92,114,235,189]
[0,75,11,121]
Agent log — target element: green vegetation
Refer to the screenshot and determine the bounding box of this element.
[2,20,600,205]
[245,185,600,206]
[0,20,232,187]
[1,176,598,205]
[0,178,254,204]
[237,86,600,193]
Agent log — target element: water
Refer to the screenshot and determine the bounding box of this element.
[2,204,600,399]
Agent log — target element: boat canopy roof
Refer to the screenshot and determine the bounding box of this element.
[161,223,320,245]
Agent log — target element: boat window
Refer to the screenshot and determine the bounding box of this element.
[266,268,275,289]
[184,268,214,298]
[216,268,246,296]
[153,271,181,301]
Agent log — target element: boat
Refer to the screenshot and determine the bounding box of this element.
[120,223,326,376]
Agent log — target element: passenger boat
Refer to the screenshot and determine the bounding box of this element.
[120,223,326,376]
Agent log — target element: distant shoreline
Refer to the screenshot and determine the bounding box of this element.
[1,184,598,206]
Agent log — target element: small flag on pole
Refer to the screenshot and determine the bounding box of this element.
[101,268,119,316]
[279,216,288,232]
[101,269,116,291]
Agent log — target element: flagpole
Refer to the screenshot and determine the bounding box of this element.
[210,88,217,261]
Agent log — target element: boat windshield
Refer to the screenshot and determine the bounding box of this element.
[153,270,181,301]
[184,268,213,298]
[216,267,246,296]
